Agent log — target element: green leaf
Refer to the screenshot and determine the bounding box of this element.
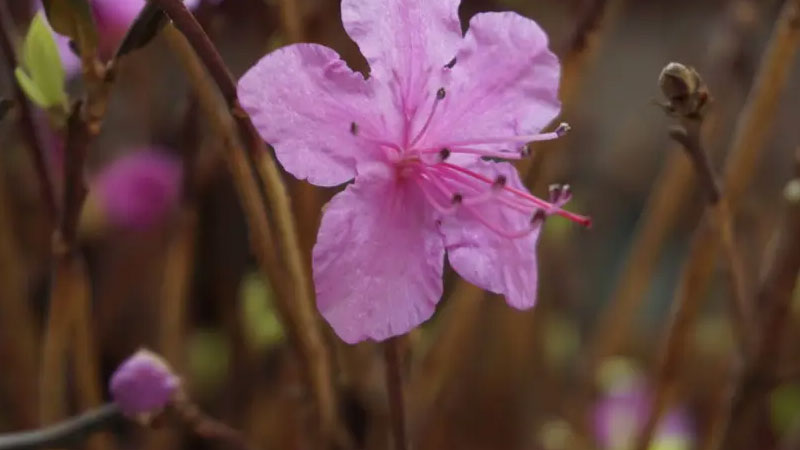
[771,383,800,433]
[114,3,169,59]
[19,13,67,110]
[239,272,284,351]
[41,0,97,56]
[14,67,50,109]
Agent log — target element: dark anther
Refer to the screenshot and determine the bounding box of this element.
[439,148,451,161]
[531,210,547,226]
[561,184,572,198]
[350,122,359,135]
[451,193,463,205]
[555,122,571,137]
[436,88,447,100]
[493,175,507,188]
[548,184,563,202]
[521,144,532,157]
[444,57,457,69]
[481,156,504,163]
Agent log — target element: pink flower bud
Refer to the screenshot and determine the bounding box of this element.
[109,349,181,422]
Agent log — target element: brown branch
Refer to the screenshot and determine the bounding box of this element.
[0,1,59,224]
[172,393,260,450]
[0,158,39,428]
[585,0,762,373]
[384,338,408,450]
[633,1,800,448]
[715,153,800,450]
[159,23,346,449]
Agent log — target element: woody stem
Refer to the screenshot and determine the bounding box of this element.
[384,337,408,450]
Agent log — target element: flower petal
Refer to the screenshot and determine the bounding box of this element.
[238,44,386,187]
[313,163,445,343]
[420,12,560,151]
[341,0,462,117]
[440,162,541,309]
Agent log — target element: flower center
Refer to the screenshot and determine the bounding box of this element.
[352,87,591,238]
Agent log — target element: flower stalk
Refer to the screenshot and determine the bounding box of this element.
[157,17,345,448]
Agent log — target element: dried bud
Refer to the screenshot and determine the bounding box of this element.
[110,349,181,425]
[658,62,710,118]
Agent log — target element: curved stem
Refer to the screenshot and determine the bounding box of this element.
[0,404,121,450]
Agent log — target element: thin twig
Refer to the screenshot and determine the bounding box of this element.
[0,1,58,223]
[666,117,751,353]
[0,158,39,428]
[384,338,408,450]
[408,0,625,439]
[716,152,800,450]
[633,1,800,448]
[0,404,121,450]
[585,0,762,373]
[173,394,260,450]
[158,23,346,448]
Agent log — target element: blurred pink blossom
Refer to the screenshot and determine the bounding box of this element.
[593,377,694,450]
[38,0,211,75]
[238,0,590,343]
[93,150,182,231]
[109,349,180,421]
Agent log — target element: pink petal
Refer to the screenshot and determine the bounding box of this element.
[341,0,462,117]
[440,162,541,309]
[238,44,388,187]
[313,163,445,343]
[420,12,560,151]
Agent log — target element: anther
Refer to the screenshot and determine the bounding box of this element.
[439,148,451,161]
[549,184,563,201]
[531,210,547,226]
[521,144,532,157]
[350,122,359,135]
[436,87,447,100]
[493,175,507,189]
[555,122,571,137]
[444,57,457,69]
[451,193,463,205]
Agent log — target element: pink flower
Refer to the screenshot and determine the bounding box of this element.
[110,349,181,422]
[238,0,590,343]
[593,378,694,449]
[38,0,209,76]
[93,150,182,230]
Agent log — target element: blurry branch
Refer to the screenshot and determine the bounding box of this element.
[518,0,626,182]
[40,4,145,442]
[384,338,408,450]
[408,283,484,436]
[715,153,800,450]
[171,392,261,450]
[0,404,122,450]
[156,12,346,447]
[658,62,752,353]
[0,160,39,427]
[633,1,800,448]
[159,98,200,372]
[585,0,773,377]
[277,0,303,42]
[0,393,262,450]
[408,0,626,439]
[0,1,59,224]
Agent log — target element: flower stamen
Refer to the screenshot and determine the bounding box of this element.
[435,122,571,148]
[409,87,447,148]
[435,162,591,227]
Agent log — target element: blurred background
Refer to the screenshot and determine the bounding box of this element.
[1,0,799,449]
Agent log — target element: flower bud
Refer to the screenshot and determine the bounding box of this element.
[109,349,181,424]
[91,150,182,231]
[658,62,710,119]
